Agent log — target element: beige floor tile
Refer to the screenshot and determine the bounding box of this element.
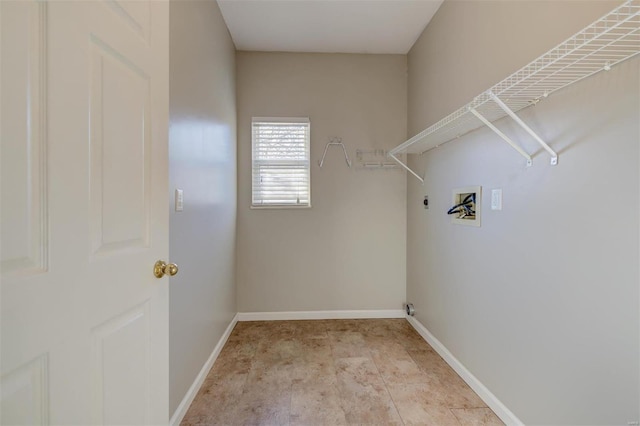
[290,382,347,425]
[408,348,461,379]
[219,334,256,352]
[328,330,371,359]
[202,369,248,395]
[203,381,291,426]
[399,335,434,352]
[370,341,433,386]
[451,407,505,426]
[180,415,210,426]
[245,357,296,390]
[358,320,399,338]
[290,320,330,339]
[366,339,408,355]
[254,336,304,362]
[323,319,367,331]
[387,380,450,407]
[401,404,462,426]
[207,348,254,379]
[376,356,433,386]
[297,337,333,362]
[397,357,486,410]
[291,359,338,386]
[334,357,403,425]
[231,321,273,340]
[181,372,247,425]
[438,370,487,409]
[387,383,462,425]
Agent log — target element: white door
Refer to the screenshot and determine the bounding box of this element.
[1,1,170,424]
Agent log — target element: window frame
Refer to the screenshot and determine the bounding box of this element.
[251,117,311,209]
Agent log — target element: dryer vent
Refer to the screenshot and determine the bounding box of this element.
[404,303,415,316]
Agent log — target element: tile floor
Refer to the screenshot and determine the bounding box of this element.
[181,319,504,426]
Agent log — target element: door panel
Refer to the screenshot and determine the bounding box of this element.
[1,1,169,424]
[104,0,150,43]
[92,302,151,425]
[90,40,151,254]
[0,355,48,426]
[0,0,48,274]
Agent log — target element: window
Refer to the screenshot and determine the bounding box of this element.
[252,117,311,208]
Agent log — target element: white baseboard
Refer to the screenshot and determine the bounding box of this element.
[237,309,405,321]
[169,313,239,426]
[406,316,523,426]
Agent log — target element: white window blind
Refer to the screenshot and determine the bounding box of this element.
[252,117,310,207]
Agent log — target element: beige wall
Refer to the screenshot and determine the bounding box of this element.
[406,1,638,424]
[236,52,407,313]
[168,0,237,416]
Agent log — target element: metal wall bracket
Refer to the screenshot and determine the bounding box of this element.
[318,137,352,168]
[388,152,424,183]
[468,106,533,167]
[489,92,558,166]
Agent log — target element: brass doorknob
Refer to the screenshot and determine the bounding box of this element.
[154,260,179,278]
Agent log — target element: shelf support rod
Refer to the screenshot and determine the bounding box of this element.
[489,91,558,165]
[388,152,424,183]
[468,107,533,167]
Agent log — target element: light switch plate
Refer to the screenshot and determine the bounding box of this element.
[175,189,184,212]
[491,188,502,211]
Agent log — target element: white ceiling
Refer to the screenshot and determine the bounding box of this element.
[217,0,444,54]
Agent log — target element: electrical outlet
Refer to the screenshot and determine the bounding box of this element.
[491,188,502,211]
[175,189,184,212]
[423,195,429,209]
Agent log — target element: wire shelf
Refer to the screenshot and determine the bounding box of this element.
[390,0,640,158]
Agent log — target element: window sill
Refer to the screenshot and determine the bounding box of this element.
[250,204,312,210]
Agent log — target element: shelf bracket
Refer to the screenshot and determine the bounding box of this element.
[318,137,352,168]
[468,107,533,167]
[489,92,558,165]
[388,152,424,183]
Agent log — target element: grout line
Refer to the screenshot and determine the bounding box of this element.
[287,382,293,426]
[323,322,353,423]
[373,358,407,426]
[448,407,463,426]
[327,327,350,423]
